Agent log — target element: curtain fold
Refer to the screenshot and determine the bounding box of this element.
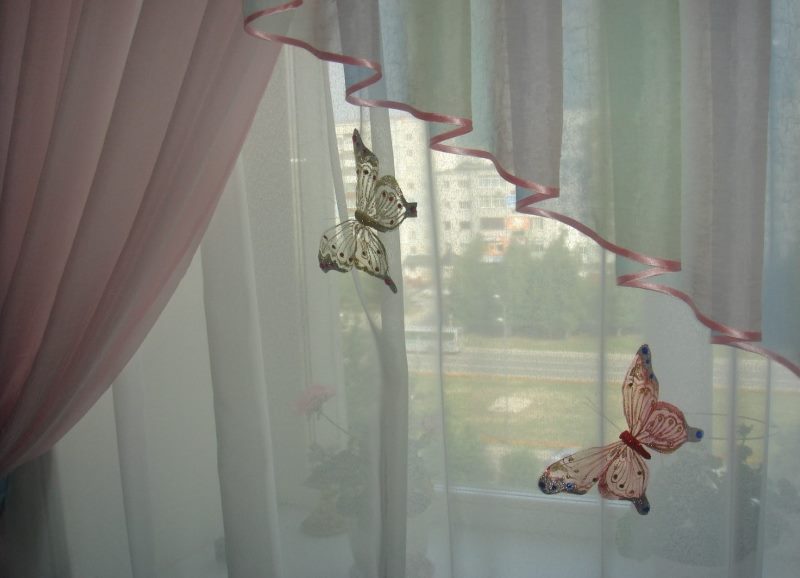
[0,0,281,475]
[202,162,285,577]
[243,0,800,376]
[763,0,800,366]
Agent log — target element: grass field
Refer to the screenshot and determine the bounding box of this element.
[457,333,766,363]
[408,370,800,491]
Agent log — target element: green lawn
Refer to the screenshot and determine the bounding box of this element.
[457,332,767,363]
[409,371,800,491]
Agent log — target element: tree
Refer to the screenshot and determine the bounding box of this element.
[527,234,587,338]
[497,242,538,335]
[447,238,498,332]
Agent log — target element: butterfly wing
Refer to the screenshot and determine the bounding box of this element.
[598,445,651,513]
[363,175,417,231]
[352,129,417,232]
[319,220,358,273]
[538,442,625,496]
[637,401,704,453]
[623,344,660,433]
[353,129,379,211]
[626,344,704,452]
[353,225,397,293]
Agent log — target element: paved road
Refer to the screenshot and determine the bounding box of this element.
[407,348,799,391]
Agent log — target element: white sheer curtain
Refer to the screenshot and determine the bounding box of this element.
[3,47,799,578]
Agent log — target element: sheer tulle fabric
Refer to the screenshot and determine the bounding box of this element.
[0,0,280,474]
[536,0,798,373]
[243,0,799,376]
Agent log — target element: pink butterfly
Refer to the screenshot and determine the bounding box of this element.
[538,344,703,514]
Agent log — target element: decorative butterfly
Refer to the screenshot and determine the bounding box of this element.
[318,129,417,293]
[538,344,703,515]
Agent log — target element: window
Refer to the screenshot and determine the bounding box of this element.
[459,220,471,231]
[459,200,471,209]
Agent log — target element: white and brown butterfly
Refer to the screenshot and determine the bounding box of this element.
[319,129,417,293]
[538,344,703,514]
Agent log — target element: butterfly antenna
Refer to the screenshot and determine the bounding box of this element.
[583,396,623,432]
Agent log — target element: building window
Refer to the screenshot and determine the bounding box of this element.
[480,217,505,231]
[459,200,470,210]
[445,221,452,231]
[459,220,471,231]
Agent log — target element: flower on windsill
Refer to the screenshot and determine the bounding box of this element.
[295,385,336,418]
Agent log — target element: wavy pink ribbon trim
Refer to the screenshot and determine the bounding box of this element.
[243,2,799,379]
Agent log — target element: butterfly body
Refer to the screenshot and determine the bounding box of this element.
[619,429,651,460]
[538,344,703,515]
[319,130,417,293]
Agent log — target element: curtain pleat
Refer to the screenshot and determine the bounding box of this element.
[763,0,800,366]
[202,162,285,577]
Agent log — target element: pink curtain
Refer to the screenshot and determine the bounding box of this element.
[0,0,280,475]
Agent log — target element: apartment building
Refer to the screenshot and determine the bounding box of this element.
[333,116,591,266]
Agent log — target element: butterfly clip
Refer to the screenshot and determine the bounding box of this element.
[318,129,417,293]
[538,344,703,515]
